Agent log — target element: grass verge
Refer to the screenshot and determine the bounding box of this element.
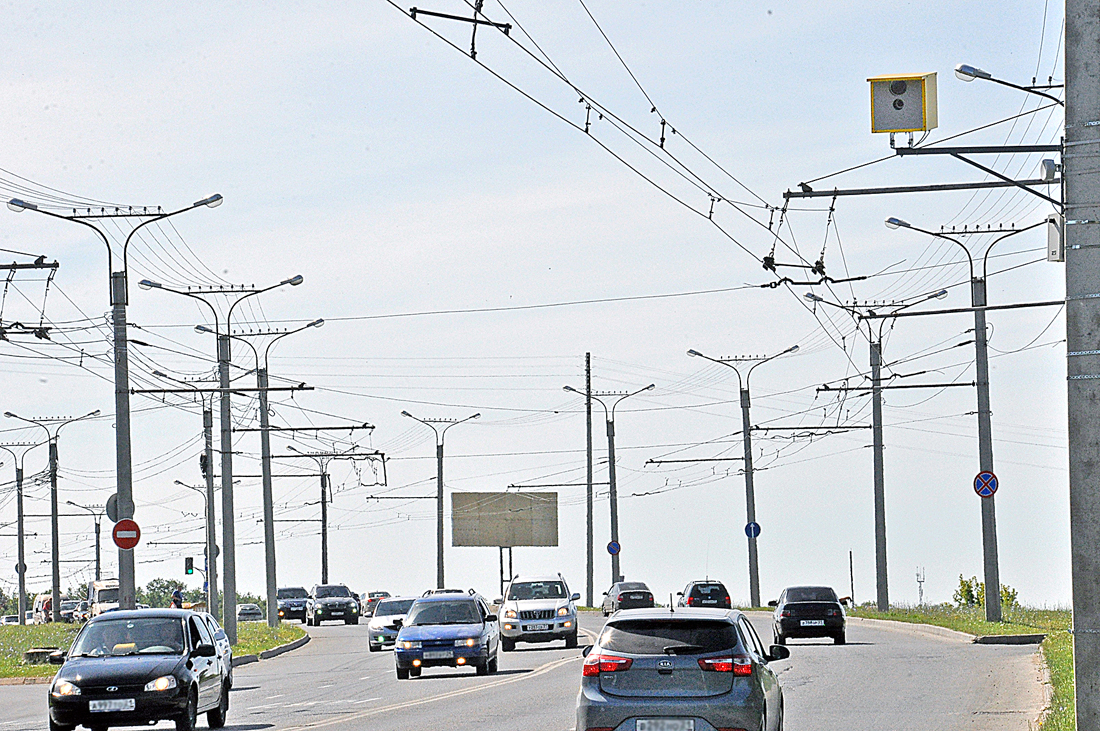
[0,623,81,678]
[233,621,307,658]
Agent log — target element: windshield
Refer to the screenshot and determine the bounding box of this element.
[278,588,308,600]
[376,599,415,616]
[600,620,739,655]
[620,583,648,591]
[94,588,119,604]
[406,600,482,626]
[315,586,352,598]
[786,587,838,603]
[61,601,78,610]
[370,592,390,598]
[507,581,566,601]
[72,618,186,657]
[691,583,726,596]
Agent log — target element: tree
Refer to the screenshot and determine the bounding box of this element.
[953,574,1019,609]
[138,578,186,608]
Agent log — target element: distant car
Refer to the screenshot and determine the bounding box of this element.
[59,601,80,623]
[24,610,33,624]
[576,607,788,731]
[236,604,264,622]
[307,584,360,625]
[47,609,230,731]
[1,615,17,625]
[421,588,466,596]
[677,580,732,609]
[393,593,499,678]
[360,590,391,616]
[601,582,655,616]
[497,574,580,651]
[368,597,416,652]
[770,585,846,645]
[277,586,309,623]
[199,612,234,689]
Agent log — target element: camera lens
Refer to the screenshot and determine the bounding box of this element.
[890,80,908,95]
[893,99,905,110]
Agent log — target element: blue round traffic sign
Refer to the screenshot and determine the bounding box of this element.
[745,522,761,539]
[974,471,999,498]
[607,541,621,556]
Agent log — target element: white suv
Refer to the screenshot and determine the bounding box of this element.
[497,574,579,651]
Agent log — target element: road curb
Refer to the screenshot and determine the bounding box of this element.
[232,654,259,667]
[0,676,53,685]
[842,616,978,643]
[259,633,311,659]
[973,633,1047,644]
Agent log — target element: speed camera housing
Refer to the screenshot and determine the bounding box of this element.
[868,72,938,133]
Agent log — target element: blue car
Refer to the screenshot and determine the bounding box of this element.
[393,593,499,679]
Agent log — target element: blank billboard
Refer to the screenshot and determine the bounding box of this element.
[452,492,558,547]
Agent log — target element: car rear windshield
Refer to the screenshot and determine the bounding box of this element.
[406,600,482,626]
[376,599,415,616]
[95,588,119,603]
[785,587,837,602]
[620,583,648,591]
[691,583,727,596]
[73,618,185,656]
[315,586,352,598]
[600,619,740,655]
[278,588,308,599]
[507,581,567,600]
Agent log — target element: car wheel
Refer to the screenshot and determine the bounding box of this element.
[409,666,422,678]
[565,630,578,649]
[300,616,307,624]
[396,666,410,680]
[775,633,786,646]
[834,631,846,645]
[174,689,197,731]
[475,659,489,676]
[207,681,229,729]
[488,654,498,674]
[501,637,515,652]
[49,719,75,731]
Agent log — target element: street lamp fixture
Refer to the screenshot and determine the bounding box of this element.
[884,217,909,230]
[953,63,1064,106]
[954,64,992,81]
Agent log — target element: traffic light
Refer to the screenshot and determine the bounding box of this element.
[185,557,194,575]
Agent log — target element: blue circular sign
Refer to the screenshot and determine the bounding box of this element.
[745,522,761,539]
[607,541,621,556]
[974,471,999,498]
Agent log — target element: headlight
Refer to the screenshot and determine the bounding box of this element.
[454,638,478,647]
[350,605,358,613]
[557,606,571,616]
[398,640,421,650]
[53,681,80,697]
[315,607,323,613]
[144,676,177,692]
[504,609,517,619]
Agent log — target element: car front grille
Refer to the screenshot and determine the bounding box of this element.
[519,610,555,620]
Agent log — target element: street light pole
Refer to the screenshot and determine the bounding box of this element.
[8,194,222,611]
[686,347,798,607]
[0,442,41,624]
[400,411,480,588]
[66,501,104,581]
[5,410,100,621]
[174,480,217,611]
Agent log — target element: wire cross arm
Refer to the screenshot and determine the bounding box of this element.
[130,385,314,394]
[409,7,511,33]
[759,274,867,289]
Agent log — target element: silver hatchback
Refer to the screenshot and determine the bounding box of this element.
[576,608,788,731]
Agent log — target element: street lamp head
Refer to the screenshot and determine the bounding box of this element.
[196,193,223,208]
[137,279,161,290]
[286,444,301,453]
[151,370,168,378]
[804,293,824,303]
[562,385,580,394]
[308,318,324,329]
[400,410,413,417]
[644,384,655,391]
[784,344,800,355]
[932,289,949,300]
[2,412,14,419]
[472,413,481,419]
[195,324,215,335]
[955,63,991,82]
[285,275,304,287]
[7,198,36,212]
[686,349,702,358]
[884,217,910,230]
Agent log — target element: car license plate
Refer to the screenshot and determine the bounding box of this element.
[630,594,644,599]
[89,699,135,712]
[800,619,825,626]
[423,650,452,659]
[331,611,344,615]
[525,623,550,631]
[637,719,695,731]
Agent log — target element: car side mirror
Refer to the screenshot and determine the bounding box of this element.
[767,600,778,608]
[493,598,503,605]
[48,650,66,665]
[602,591,608,596]
[191,644,216,658]
[485,614,497,623]
[839,597,851,607]
[676,591,683,596]
[581,644,593,657]
[389,618,403,628]
[214,629,227,640]
[571,593,581,601]
[768,645,790,662]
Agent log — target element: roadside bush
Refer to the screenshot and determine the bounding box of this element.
[953,575,1018,608]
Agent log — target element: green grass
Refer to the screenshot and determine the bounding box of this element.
[0,623,81,677]
[232,621,306,658]
[849,604,1073,729]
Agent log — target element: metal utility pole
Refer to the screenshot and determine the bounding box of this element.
[400,411,480,588]
[1065,3,1100,724]
[0,442,40,624]
[564,383,655,586]
[8,195,222,611]
[4,411,99,621]
[585,353,594,609]
[687,347,798,607]
[66,502,104,580]
[320,471,329,583]
[141,274,304,643]
[174,480,217,612]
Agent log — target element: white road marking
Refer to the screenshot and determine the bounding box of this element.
[352,697,381,704]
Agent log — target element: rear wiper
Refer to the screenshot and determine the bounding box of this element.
[663,644,704,655]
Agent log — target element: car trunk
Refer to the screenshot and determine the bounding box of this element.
[599,654,734,697]
[785,601,838,618]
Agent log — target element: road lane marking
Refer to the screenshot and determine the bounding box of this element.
[266,694,285,699]
[352,697,380,704]
[280,654,580,730]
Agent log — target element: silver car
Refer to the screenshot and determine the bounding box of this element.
[367,597,415,652]
[200,612,234,688]
[576,608,789,731]
[498,574,579,651]
[237,603,264,622]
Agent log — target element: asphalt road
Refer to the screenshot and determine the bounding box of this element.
[0,612,1046,731]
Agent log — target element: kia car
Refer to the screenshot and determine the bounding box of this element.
[676,580,733,609]
[576,607,788,731]
[601,581,656,615]
[277,586,309,623]
[497,574,580,651]
[393,593,499,678]
[368,596,416,652]
[47,609,229,731]
[770,585,846,645]
[306,584,360,625]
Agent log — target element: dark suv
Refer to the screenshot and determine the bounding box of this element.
[769,585,846,645]
[306,584,360,626]
[277,587,308,623]
[676,580,732,609]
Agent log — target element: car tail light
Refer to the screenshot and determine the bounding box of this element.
[698,655,752,675]
[686,596,696,606]
[723,595,731,607]
[582,654,633,677]
[617,594,624,602]
[646,593,653,601]
[826,608,840,616]
[780,610,791,618]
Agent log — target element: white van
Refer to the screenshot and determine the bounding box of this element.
[32,593,52,624]
[89,578,120,617]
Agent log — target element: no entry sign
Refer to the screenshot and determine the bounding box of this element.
[112,519,141,550]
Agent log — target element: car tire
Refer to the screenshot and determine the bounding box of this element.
[565,630,578,649]
[207,681,229,729]
[475,659,489,676]
[775,633,786,646]
[49,719,75,731]
[501,637,515,652]
[834,631,846,645]
[175,689,197,731]
[396,666,410,680]
[300,616,307,624]
[488,655,498,674]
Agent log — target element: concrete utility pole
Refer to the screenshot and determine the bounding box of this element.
[687,347,798,608]
[400,411,480,588]
[585,353,594,609]
[5,410,99,621]
[0,442,40,624]
[141,273,303,644]
[66,501,104,580]
[1064,2,1100,724]
[564,383,654,587]
[8,195,222,611]
[174,479,217,613]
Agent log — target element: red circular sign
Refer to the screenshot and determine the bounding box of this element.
[112,519,141,550]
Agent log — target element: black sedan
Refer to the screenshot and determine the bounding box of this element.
[770,585,846,645]
[600,582,655,616]
[277,586,309,622]
[48,609,229,731]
